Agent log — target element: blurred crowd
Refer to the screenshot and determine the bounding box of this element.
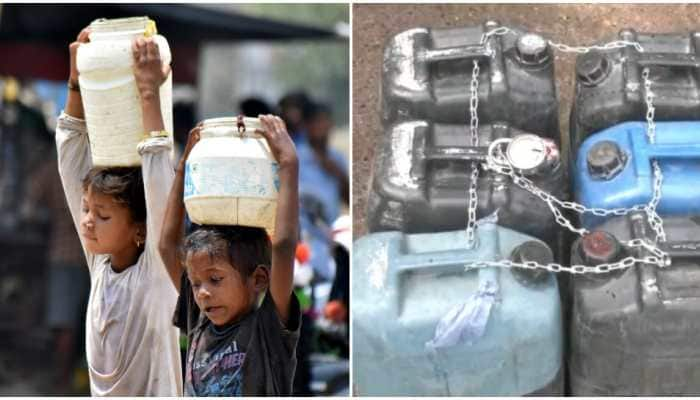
[0,77,348,395]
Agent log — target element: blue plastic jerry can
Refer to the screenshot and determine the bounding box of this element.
[575,121,700,229]
[352,224,563,396]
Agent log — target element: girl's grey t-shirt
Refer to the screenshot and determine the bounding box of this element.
[180,283,301,396]
[56,113,182,396]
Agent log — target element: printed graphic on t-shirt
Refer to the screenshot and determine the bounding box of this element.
[187,339,247,396]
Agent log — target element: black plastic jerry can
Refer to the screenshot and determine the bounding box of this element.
[569,212,700,395]
[367,121,567,251]
[382,21,559,137]
[570,29,700,152]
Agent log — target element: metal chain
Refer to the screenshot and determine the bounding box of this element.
[480,26,514,45]
[642,68,656,144]
[465,60,481,249]
[642,67,666,242]
[478,25,644,53]
[548,40,644,54]
[460,25,667,273]
[464,238,670,274]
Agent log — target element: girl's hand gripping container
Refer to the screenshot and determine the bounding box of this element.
[383,21,558,135]
[571,29,700,152]
[574,121,700,229]
[368,121,565,248]
[184,117,279,232]
[569,213,700,395]
[77,16,173,166]
[352,224,563,395]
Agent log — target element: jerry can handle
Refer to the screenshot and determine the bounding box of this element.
[424,146,489,162]
[628,128,700,175]
[637,52,700,69]
[642,141,700,159]
[422,45,491,63]
[391,226,500,277]
[661,241,700,259]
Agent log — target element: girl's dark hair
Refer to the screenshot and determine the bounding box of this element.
[82,167,146,224]
[182,225,271,278]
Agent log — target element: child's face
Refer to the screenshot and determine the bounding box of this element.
[186,250,263,326]
[80,186,142,255]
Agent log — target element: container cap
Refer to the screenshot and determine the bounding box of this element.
[506,134,547,174]
[580,231,621,265]
[516,34,549,65]
[587,140,626,180]
[576,51,611,86]
[510,241,553,284]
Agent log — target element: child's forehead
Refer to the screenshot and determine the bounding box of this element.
[82,188,118,206]
[185,250,234,272]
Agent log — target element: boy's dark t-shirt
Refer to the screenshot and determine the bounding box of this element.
[176,278,301,396]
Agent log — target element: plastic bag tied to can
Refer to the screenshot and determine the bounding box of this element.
[425,279,499,350]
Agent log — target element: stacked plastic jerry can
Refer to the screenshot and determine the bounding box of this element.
[569,29,700,395]
[354,21,565,395]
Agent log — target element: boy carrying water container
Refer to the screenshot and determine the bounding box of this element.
[158,116,301,396]
[56,29,181,395]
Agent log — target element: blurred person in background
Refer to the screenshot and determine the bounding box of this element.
[240,97,272,117]
[24,153,88,394]
[278,91,311,146]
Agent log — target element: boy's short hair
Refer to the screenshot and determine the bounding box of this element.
[182,226,272,278]
[82,167,146,224]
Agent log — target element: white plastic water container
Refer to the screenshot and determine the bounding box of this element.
[77,16,173,167]
[184,117,279,232]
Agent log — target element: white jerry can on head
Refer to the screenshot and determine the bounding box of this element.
[77,16,173,167]
[184,117,280,233]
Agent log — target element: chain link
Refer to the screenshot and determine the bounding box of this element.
[548,39,644,54]
[479,26,514,45]
[641,68,667,242]
[642,67,656,144]
[465,60,481,249]
[478,25,644,54]
[464,239,670,274]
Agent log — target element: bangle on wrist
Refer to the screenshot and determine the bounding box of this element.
[143,130,170,140]
[67,80,80,92]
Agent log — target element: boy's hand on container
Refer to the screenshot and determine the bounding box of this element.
[257,115,298,168]
[132,37,170,101]
[182,123,203,161]
[69,28,90,85]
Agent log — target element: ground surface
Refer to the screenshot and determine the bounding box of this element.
[352,4,700,236]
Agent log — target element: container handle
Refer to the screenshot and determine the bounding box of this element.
[422,45,491,63]
[424,146,489,162]
[628,124,700,176]
[636,52,700,69]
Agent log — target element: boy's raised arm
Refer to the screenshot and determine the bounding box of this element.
[257,115,299,325]
[158,127,201,292]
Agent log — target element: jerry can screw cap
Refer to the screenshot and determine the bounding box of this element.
[587,140,626,180]
[576,51,611,86]
[510,241,553,284]
[581,231,621,264]
[516,34,549,65]
[507,134,547,174]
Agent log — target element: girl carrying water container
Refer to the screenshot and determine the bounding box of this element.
[56,28,181,395]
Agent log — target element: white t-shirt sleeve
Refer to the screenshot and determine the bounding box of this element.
[55,112,96,272]
[137,137,175,261]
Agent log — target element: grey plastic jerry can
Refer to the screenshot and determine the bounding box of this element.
[352,224,563,395]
